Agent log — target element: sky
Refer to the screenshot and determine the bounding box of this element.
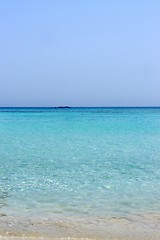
[0,0,160,107]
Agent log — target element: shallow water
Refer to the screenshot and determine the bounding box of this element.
[0,107,160,219]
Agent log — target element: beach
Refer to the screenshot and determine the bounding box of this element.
[0,108,160,239]
[0,213,160,239]
[1,0,159,238]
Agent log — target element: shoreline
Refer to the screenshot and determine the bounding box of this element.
[0,213,160,240]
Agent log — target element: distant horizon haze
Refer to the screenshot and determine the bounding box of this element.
[0,105,159,108]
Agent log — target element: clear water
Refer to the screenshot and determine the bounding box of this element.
[0,107,160,218]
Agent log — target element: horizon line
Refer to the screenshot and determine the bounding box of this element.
[0,106,159,108]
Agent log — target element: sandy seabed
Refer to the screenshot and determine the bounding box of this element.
[0,213,160,240]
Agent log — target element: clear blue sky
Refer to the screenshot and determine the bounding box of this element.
[0,0,159,107]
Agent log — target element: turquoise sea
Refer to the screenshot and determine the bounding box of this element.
[0,107,160,219]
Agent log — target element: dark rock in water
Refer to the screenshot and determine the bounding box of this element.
[0,212,7,217]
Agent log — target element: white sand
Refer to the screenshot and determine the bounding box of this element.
[0,213,160,240]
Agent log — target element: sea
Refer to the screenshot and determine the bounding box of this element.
[0,107,160,238]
